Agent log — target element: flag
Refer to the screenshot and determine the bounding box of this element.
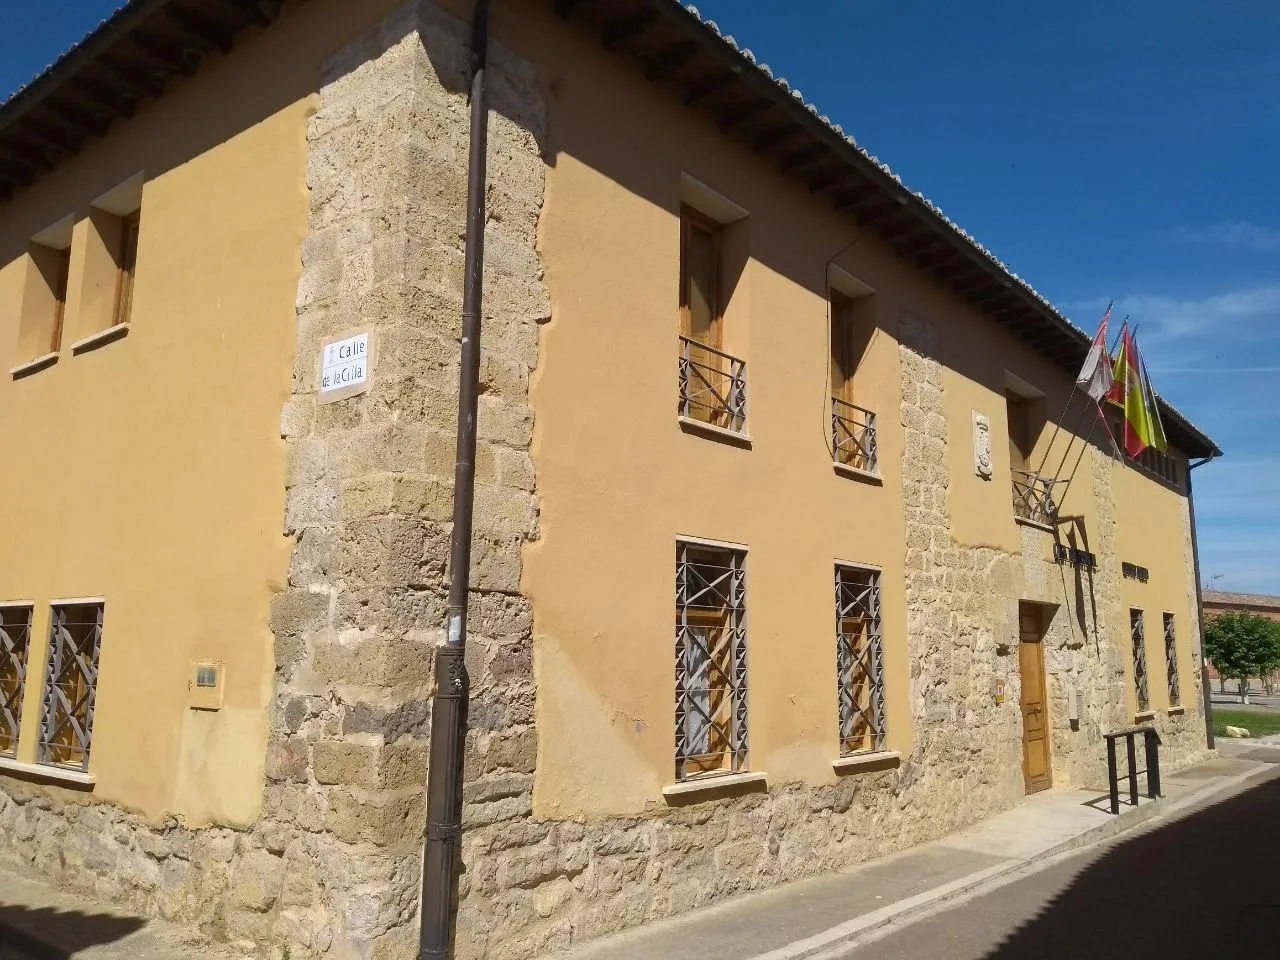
[1112,326,1166,457]
[1076,304,1115,401]
[1138,349,1168,453]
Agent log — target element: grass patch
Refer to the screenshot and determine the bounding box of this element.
[1213,708,1280,738]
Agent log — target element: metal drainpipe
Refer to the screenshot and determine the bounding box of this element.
[420,2,493,957]
[1188,455,1217,750]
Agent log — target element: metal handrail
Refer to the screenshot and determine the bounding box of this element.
[1012,469,1058,525]
[1104,726,1161,814]
[832,397,878,474]
[678,336,747,433]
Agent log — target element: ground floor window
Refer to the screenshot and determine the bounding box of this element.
[0,605,33,757]
[675,541,747,781]
[1130,608,1149,713]
[1163,613,1180,707]
[38,602,104,771]
[836,564,886,756]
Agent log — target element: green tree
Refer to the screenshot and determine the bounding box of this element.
[1204,612,1280,703]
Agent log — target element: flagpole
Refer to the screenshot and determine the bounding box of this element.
[1053,402,1121,510]
[1037,302,1113,478]
[1035,388,1079,478]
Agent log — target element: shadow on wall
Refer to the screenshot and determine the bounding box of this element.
[0,903,145,959]
[985,772,1280,959]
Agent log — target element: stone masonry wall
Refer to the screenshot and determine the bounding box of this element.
[0,4,546,959]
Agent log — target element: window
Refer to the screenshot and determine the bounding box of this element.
[0,605,33,758]
[77,175,144,342]
[1007,390,1053,525]
[113,210,141,326]
[1122,562,1149,582]
[38,602,104,771]
[1103,405,1183,491]
[1164,613,1180,707]
[1130,608,1149,713]
[830,290,878,473]
[678,207,745,432]
[836,565,886,756]
[675,542,747,781]
[15,234,72,366]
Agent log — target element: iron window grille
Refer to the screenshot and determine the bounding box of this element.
[1163,613,1180,706]
[836,565,886,756]
[678,335,747,434]
[1012,470,1058,526]
[1130,609,1149,713]
[675,541,748,782]
[832,398,879,474]
[0,605,33,758]
[38,602,104,771]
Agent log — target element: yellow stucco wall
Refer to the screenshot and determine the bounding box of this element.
[1115,462,1198,715]
[518,3,1202,819]
[0,0,400,825]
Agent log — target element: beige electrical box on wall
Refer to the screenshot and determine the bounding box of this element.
[189,661,225,711]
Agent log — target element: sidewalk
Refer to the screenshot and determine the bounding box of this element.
[0,867,242,960]
[541,751,1279,960]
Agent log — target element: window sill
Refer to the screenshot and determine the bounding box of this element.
[832,750,900,774]
[834,463,882,485]
[0,756,95,787]
[663,770,766,798]
[70,322,129,354]
[1167,706,1186,715]
[1014,516,1056,534]
[10,352,58,379]
[678,415,752,448]
[1134,710,1156,722]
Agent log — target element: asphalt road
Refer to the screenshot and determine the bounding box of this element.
[841,764,1280,960]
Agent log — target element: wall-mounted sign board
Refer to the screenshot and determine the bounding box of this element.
[319,330,375,403]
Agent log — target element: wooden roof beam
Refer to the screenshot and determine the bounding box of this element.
[716,99,771,134]
[42,98,113,139]
[749,122,800,154]
[682,72,730,106]
[129,33,198,77]
[778,142,826,173]
[98,56,167,100]
[251,0,283,27]
[644,41,699,81]
[554,0,591,18]
[602,10,660,51]
[166,7,236,53]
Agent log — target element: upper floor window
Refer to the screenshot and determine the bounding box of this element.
[830,281,879,475]
[1007,386,1054,526]
[13,216,73,372]
[678,206,745,433]
[74,174,143,347]
[113,210,141,327]
[1104,405,1183,491]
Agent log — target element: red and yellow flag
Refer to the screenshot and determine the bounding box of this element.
[1108,325,1167,458]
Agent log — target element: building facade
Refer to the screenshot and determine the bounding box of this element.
[0,1,1219,958]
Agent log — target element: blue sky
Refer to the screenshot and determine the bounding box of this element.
[4,2,1278,591]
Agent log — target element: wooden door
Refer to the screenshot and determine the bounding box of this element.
[1019,604,1052,794]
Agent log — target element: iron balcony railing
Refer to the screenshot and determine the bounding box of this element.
[832,397,878,474]
[678,336,747,434]
[1012,469,1058,526]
